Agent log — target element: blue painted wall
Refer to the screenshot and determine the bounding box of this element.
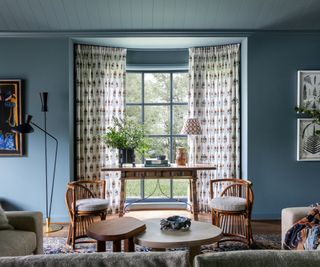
[248,33,320,218]
[1,33,320,221]
[0,38,70,222]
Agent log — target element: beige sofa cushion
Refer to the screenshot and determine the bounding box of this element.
[0,251,189,267]
[194,250,320,267]
[0,230,36,256]
[0,205,13,230]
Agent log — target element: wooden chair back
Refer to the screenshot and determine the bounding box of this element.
[65,180,106,217]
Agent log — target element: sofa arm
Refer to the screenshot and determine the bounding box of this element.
[5,211,43,254]
[281,207,309,247]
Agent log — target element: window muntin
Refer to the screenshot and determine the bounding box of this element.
[125,71,189,200]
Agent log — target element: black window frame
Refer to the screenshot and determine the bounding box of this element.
[126,70,189,202]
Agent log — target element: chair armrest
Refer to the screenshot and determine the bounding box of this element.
[5,211,43,254]
[281,207,309,247]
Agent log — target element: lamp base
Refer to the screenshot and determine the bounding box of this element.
[44,217,63,233]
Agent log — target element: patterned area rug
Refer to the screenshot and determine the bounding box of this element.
[44,234,281,254]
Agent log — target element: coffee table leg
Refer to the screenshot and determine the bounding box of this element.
[124,237,135,252]
[191,172,199,221]
[113,240,122,252]
[97,241,106,252]
[189,246,201,265]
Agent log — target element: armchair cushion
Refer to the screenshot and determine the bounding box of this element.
[210,196,247,211]
[76,198,109,212]
[0,205,13,230]
[5,211,43,255]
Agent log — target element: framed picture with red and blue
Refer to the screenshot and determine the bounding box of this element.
[0,80,23,156]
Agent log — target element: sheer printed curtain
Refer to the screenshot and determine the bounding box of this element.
[188,44,240,212]
[75,44,127,213]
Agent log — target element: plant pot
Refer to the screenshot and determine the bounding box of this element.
[119,148,136,167]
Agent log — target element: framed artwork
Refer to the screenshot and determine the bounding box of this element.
[297,118,320,161]
[297,70,320,109]
[0,80,23,156]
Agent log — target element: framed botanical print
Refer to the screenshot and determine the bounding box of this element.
[297,118,320,161]
[0,80,23,156]
[297,70,320,109]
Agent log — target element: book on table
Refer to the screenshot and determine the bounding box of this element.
[144,158,170,167]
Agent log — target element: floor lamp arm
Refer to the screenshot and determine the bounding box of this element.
[30,122,58,220]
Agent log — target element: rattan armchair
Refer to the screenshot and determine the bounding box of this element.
[65,180,109,249]
[209,178,254,246]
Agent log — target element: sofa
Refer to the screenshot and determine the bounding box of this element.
[0,211,43,256]
[194,250,320,267]
[1,250,320,267]
[0,251,189,267]
[281,206,309,246]
[0,207,314,266]
[193,206,315,267]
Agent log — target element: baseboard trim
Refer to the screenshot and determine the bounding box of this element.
[252,212,280,220]
[126,202,188,211]
[45,216,69,223]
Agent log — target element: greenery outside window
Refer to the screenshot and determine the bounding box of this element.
[125,71,189,201]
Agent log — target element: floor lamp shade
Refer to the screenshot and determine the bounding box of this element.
[181,118,202,164]
[11,115,34,134]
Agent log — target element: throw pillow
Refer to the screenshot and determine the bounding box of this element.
[0,204,13,230]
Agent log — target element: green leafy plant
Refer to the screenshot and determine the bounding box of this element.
[295,106,320,135]
[102,117,149,155]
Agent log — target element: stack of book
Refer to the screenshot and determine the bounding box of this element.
[144,158,170,167]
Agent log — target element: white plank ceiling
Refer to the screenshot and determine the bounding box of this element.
[0,0,319,32]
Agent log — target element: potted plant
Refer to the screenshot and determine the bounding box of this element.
[102,117,149,167]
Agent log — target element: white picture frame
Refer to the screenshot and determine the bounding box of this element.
[297,70,320,109]
[297,118,320,161]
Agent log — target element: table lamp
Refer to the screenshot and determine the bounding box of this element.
[12,92,62,233]
[181,118,202,165]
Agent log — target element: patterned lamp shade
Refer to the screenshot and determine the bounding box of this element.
[181,118,202,135]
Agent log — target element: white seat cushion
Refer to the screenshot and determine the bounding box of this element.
[76,198,109,212]
[210,196,247,212]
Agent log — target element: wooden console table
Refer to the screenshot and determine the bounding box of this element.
[101,164,216,221]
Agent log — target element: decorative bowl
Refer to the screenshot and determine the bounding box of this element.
[160,216,191,231]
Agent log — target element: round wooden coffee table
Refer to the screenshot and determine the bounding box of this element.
[134,219,222,264]
[87,217,146,252]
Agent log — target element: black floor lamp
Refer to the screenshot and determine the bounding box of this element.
[12,92,62,233]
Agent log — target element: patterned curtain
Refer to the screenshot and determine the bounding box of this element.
[75,44,126,212]
[188,44,240,212]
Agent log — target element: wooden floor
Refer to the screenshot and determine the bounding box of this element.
[45,210,280,238]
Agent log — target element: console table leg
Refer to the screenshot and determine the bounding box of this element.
[113,240,122,252]
[124,237,135,252]
[97,241,106,252]
[191,173,199,221]
[119,177,125,217]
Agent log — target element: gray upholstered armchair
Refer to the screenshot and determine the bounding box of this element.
[0,211,43,256]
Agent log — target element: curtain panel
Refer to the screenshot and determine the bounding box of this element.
[75,44,126,212]
[188,44,241,212]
